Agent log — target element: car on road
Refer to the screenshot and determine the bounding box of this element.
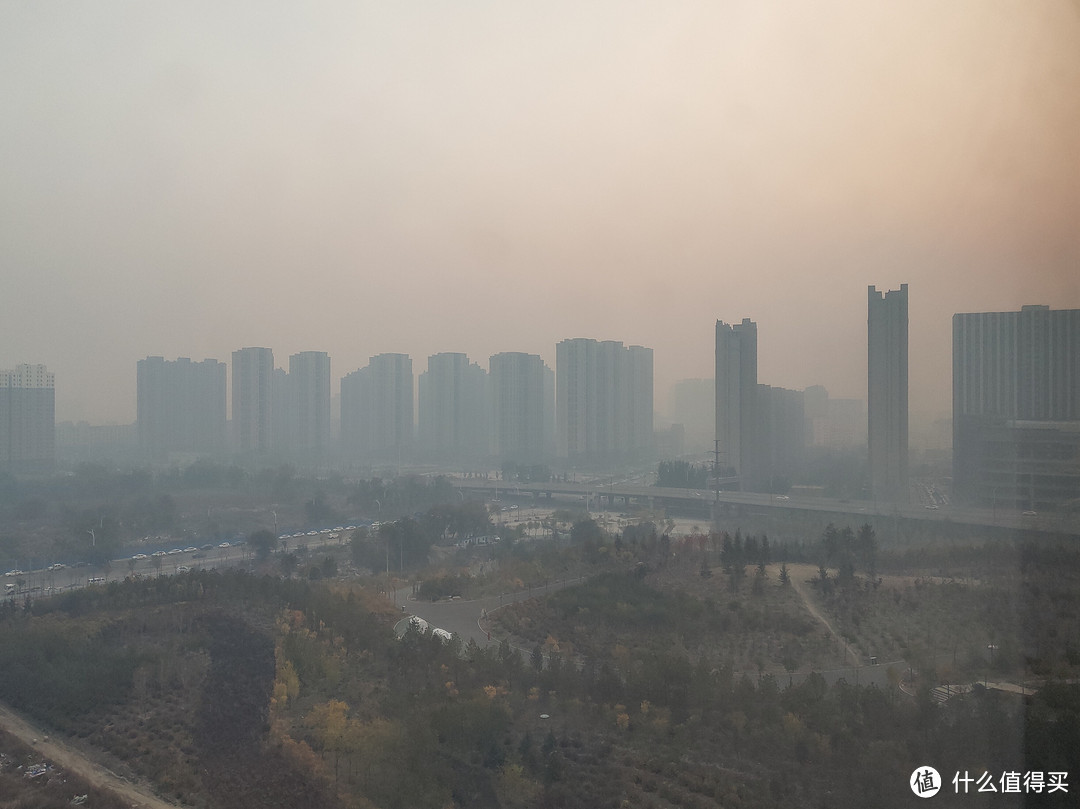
[132,553,148,560]
[168,548,183,555]
[218,541,231,548]
[184,547,197,553]
[152,551,167,557]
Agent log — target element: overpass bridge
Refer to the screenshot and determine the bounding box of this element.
[450,478,1080,536]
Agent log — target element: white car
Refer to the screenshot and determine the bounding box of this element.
[132,553,148,560]
[218,541,231,548]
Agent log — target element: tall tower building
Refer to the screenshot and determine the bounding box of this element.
[340,353,413,462]
[231,347,274,455]
[715,318,758,481]
[867,284,909,503]
[288,351,331,465]
[0,363,55,473]
[953,305,1080,510]
[490,352,552,461]
[556,338,653,461]
[137,356,226,460]
[418,353,488,461]
[627,344,655,456]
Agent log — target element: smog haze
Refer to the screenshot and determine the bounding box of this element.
[2,0,1078,424]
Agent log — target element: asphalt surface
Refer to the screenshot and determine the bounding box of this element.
[396,577,584,646]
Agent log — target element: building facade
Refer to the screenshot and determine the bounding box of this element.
[418,353,488,461]
[287,351,332,465]
[867,285,909,503]
[340,353,413,463]
[489,352,552,461]
[715,318,758,481]
[953,305,1080,510]
[0,363,55,473]
[137,356,226,461]
[555,338,653,462]
[231,347,274,455]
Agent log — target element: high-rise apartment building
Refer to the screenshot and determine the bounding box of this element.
[232,347,274,455]
[953,305,1080,510]
[715,318,758,480]
[867,285,909,503]
[137,356,226,460]
[555,338,653,462]
[418,353,488,461]
[0,363,55,473]
[756,384,806,489]
[489,352,552,461]
[288,351,331,465]
[627,344,655,457]
[340,353,413,462]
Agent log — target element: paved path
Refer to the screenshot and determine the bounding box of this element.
[0,701,182,809]
[396,577,583,646]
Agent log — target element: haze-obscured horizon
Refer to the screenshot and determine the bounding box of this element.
[2,1,1078,425]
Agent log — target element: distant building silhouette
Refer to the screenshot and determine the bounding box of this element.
[715,318,758,481]
[867,285,909,503]
[287,351,332,465]
[715,319,806,491]
[555,338,653,462]
[340,353,413,463]
[804,385,864,449]
[489,352,552,462]
[953,305,1080,511]
[669,378,715,454]
[232,347,274,455]
[0,363,55,474]
[418,353,488,462]
[137,356,225,461]
[756,383,806,491]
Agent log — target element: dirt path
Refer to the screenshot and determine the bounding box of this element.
[0,701,183,809]
[785,563,862,666]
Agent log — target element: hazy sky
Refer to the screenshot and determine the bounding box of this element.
[2,1,1078,425]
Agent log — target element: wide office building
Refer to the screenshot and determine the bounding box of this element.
[0,363,55,474]
[137,356,226,461]
[867,285,909,503]
[953,305,1080,511]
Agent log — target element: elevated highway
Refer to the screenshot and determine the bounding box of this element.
[451,478,1080,536]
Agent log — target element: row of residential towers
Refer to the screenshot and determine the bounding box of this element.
[136,341,653,467]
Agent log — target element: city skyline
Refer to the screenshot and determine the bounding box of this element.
[2,2,1078,424]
